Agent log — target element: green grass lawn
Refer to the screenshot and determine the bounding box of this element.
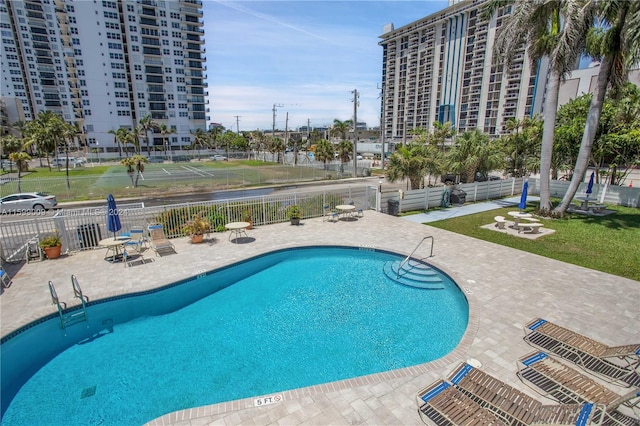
[425,204,640,281]
[0,160,328,201]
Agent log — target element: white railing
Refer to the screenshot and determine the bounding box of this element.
[0,187,373,263]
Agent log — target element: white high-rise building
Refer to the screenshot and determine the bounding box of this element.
[379,0,549,142]
[0,0,208,154]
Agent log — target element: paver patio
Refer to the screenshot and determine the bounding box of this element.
[1,211,638,425]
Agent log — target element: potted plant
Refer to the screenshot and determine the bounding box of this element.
[182,213,211,243]
[287,205,302,226]
[39,231,62,259]
[243,209,253,230]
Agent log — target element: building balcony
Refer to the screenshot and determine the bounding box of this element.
[151,112,167,120]
[181,7,203,17]
[142,47,162,56]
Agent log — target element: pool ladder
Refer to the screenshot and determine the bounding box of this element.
[398,236,434,275]
[48,275,89,329]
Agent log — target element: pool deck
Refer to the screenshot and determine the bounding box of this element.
[1,209,638,425]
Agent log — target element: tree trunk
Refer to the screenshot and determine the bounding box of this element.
[538,71,560,214]
[553,57,613,215]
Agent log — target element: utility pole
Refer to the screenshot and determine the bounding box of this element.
[234,115,241,133]
[285,111,289,165]
[352,89,359,177]
[272,103,283,138]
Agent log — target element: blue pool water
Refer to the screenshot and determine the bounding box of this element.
[1,247,468,425]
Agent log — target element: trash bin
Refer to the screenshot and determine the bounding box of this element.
[77,223,102,249]
[387,199,399,216]
[450,189,467,205]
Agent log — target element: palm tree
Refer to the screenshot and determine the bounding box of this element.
[125,127,141,155]
[314,139,334,170]
[447,130,490,184]
[483,0,594,214]
[428,121,455,153]
[25,111,65,170]
[9,151,31,192]
[190,128,210,159]
[336,140,353,176]
[158,124,176,160]
[331,119,352,141]
[1,135,22,172]
[385,144,427,190]
[108,128,125,158]
[267,136,285,163]
[61,122,79,190]
[138,114,159,156]
[554,1,640,215]
[121,155,147,188]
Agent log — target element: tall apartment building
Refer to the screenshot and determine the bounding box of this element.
[0,0,208,153]
[378,0,549,142]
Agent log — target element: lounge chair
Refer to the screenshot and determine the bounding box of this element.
[417,379,507,426]
[524,318,640,387]
[147,224,176,256]
[446,361,605,426]
[517,351,640,426]
[0,265,12,288]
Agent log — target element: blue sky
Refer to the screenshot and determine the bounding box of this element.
[204,1,448,132]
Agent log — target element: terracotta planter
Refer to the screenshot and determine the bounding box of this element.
[190,234,204,244]
[43,245,62,259]
[245,221,253,230]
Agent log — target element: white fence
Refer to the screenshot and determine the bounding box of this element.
[380,178,526,214]
[0,187,373,263]
[379,177,640,215]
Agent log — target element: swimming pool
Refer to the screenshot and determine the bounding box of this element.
[1,246,468,425]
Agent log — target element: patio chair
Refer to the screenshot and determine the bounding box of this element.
[417,380,506,426]
[446,361,605,426]
[517,351,640,426]
[524,318,640,387]
[0,266,12,289]
[123,227,146,265]
[323,205,338,222]
[147,224,176,256]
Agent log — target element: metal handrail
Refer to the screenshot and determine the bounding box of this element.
[398,236,434,274]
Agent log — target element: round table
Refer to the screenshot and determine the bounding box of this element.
[98,236,130,262]
[225,221,250,242]
[335,204,356,219]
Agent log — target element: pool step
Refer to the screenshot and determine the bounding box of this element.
[383,260,444,290]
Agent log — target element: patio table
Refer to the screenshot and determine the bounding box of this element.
[226,221,250,243]
[335,205,356,219]
[98,236,130,263]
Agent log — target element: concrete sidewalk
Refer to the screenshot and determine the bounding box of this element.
[402,196,540,223]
